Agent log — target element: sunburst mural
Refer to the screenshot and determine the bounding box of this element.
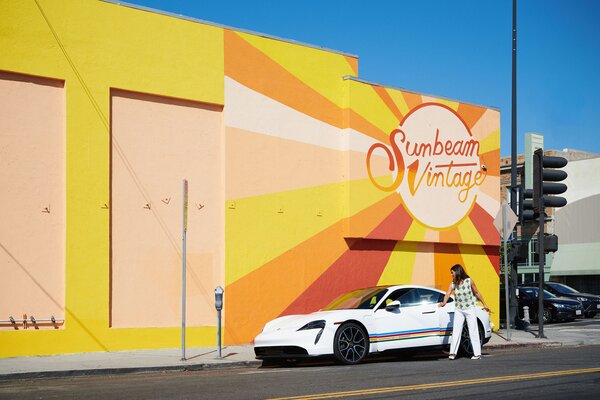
[223,30,500,344]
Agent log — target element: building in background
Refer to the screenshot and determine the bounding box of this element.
[1,0,500,357]
[500,136,599,292]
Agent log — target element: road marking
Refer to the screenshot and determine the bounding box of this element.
[239,369,293,375]
[267,367,600,400]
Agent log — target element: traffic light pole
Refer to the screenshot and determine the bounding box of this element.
[509,0,519,330]
[537,197,546,338]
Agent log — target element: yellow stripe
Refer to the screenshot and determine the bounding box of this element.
[226,178,389,285]
[376,241,419,285]
[269,367,600,400]
[478,129,500,155]
[238,32,355,108]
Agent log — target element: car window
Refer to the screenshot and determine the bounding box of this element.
[521,287,556,299]
[416,289,443,305]
[520,288,534,298]
[381,288,440,308]
[322,288,388,310]
[549,282,578,294]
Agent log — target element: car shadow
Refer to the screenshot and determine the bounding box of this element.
[259,349,454,369]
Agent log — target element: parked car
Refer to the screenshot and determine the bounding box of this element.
[526,281,600,318]
[254,285,492,365]
[517,286,583,323]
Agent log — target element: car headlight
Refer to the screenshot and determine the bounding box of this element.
[555,303,566,308]
[576,297,587,302]
[297,320,326,331]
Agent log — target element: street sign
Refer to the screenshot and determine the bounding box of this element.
[494,201,518,240]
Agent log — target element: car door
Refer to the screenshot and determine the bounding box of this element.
[436,290,454,345]
[371,288,442,351]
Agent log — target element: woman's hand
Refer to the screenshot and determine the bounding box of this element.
[438,302,445,308]
[482,305,491,312]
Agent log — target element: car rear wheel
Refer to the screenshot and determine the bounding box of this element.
[459,321,485,357]
[542,308,552,324]
[333,322,368,365]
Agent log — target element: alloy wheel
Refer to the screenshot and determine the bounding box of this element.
[334,323,368,364]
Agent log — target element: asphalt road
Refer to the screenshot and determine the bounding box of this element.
[1,345,599,400]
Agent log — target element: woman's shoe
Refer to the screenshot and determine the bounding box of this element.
[471,355,481,360]
[449,354,456,360]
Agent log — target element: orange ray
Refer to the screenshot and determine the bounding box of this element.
[433,243,464,291]
[439,227,462,245]
[458,102,487,130]
[402,91,423,112]
[373,86,404,122]
[349,109,390,144]
[344,55,359,75]
[225,30,342,129]
[480,148,500,177]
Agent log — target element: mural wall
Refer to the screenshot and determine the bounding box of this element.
[0,0,499,356]
[222,33,500,344]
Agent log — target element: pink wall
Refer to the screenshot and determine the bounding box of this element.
[0,71,65,328]
[110,90,224,328]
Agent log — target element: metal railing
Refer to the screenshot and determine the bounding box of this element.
[0,314,64,330]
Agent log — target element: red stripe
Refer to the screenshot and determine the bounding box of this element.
[280,239,395,316]
[366,204,413,240]
[468,203,500,245]
[483,245,501,275]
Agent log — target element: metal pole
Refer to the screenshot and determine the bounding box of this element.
[217,309,222,359]
[538,196,546,338]
[181,179,189,361]
[502,203,511,340]
[509,0,519,330]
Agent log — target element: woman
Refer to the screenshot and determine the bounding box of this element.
[438,264,490,360]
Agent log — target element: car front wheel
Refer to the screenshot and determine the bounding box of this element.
[333,322,368,365]
[459,322,485,357]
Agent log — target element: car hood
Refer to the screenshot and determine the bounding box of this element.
[547,297,581,305]
[260,310,368,333]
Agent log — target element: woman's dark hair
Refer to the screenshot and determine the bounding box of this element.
[450,264,469,284]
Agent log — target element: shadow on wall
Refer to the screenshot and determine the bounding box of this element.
[0,242,108,350]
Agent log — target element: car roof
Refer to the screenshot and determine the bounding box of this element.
[361,284,444,293]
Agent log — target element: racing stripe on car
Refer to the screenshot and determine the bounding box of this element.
[369,327,453,342]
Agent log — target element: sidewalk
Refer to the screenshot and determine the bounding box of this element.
[0,327,592,380]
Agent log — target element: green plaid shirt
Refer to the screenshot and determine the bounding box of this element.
[453,278,477,310]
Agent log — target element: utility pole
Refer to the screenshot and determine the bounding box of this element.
[509,0,519,329]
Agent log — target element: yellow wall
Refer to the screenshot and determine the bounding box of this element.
[0,0,224,356]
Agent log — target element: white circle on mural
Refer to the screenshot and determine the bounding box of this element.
[394,104,485,229]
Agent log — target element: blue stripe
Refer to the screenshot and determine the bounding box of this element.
[370,327,452,339]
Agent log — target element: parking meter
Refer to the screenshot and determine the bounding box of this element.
[215,286,224,311]
[215,286,224,358]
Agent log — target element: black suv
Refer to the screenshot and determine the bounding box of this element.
[527,282,600,318]
[516,286,583,323]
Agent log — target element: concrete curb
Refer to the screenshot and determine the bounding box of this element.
[0,360,263,381]
[484,341,562,351]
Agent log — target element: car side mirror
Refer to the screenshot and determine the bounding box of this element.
[385,300,401,311]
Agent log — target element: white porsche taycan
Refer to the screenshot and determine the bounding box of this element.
[254,285,492,364]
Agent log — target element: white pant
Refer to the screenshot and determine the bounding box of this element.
[449,306,481,357]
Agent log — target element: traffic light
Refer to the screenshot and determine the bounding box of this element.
[544,233,558,253]
[519,186,538,223]
[532,148,568,212]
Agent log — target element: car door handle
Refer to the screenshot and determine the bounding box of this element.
[422,310,436,314]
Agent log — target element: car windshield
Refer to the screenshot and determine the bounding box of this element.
[322,288,388,310]
[548,282,578,294]
[522,287,556,298]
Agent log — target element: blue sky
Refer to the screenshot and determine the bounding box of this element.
[124,0,600,157]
